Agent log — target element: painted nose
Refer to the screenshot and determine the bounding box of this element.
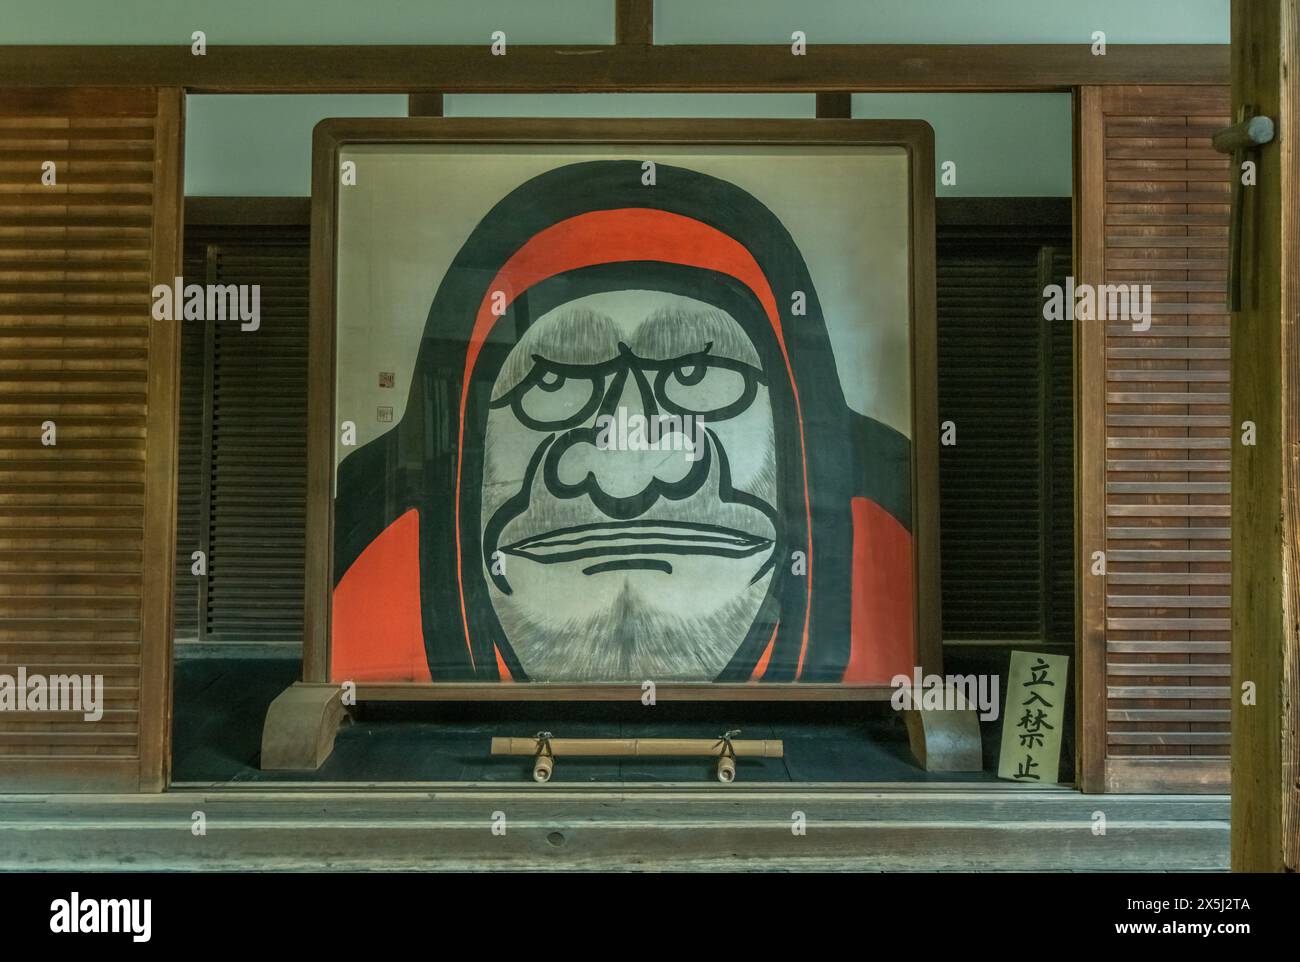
[542,370,710,519]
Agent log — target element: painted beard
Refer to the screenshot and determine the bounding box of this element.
[492,576,772,681]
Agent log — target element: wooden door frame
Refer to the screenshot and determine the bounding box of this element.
[31,5,1214,786]
[157,82,1211,774]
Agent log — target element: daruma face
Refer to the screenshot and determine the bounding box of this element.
[480,290,780,681]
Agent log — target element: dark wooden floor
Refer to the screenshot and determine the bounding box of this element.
[172,655,1050,784]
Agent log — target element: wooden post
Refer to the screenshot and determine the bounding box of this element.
[615,0,653,47]
[407,93,443,117]
[1229,0,1300,872]
[138,87,186,791]
[815,92,852,119]
[261,683,349,770]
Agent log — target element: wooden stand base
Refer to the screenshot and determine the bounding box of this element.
[260,683,349,771]
[256,692,981,775]
[903,708,984,772]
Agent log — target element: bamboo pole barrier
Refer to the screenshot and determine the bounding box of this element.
[491,734,784,783]
[490,737,784,758]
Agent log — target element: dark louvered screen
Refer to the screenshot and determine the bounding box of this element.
[175,226,309,646]
[936,202,1073,643]
[1043,247,1075,640]
[207,242,309,642]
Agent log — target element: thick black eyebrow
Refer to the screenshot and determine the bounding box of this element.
[516,341,721,382]
[493,308,621,397]
[630,305,761,368]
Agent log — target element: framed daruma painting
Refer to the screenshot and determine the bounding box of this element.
[306,118,937,700]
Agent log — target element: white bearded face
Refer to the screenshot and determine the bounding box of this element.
[480,290,779,681]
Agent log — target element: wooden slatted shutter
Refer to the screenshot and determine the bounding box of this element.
[175,223,309,648]
[936,202,1074,644]
[1078,85,1232,793]
[0,88,182,791]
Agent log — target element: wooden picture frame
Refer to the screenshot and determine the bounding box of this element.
[305,117,938,702]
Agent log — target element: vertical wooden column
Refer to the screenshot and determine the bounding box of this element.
[138,87,185,791]
[407,94,443,118]
[815,93,853,119]
[1229,0,1300,873]
[302,125,337,685]
[1076,88,1108,793]
[615,0,654,47]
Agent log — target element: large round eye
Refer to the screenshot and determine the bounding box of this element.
[516,370,601,428]
[659,358,752,419]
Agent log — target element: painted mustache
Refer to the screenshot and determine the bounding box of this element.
[500,519,773,565]
[482,429,778,590]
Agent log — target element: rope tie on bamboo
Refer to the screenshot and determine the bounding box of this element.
[714,729,741,759]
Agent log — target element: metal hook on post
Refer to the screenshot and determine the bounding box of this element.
[1212,106,1276,312]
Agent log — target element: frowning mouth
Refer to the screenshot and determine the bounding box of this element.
[499,519,772,575]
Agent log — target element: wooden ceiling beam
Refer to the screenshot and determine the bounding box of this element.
[0,43,1228,92]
